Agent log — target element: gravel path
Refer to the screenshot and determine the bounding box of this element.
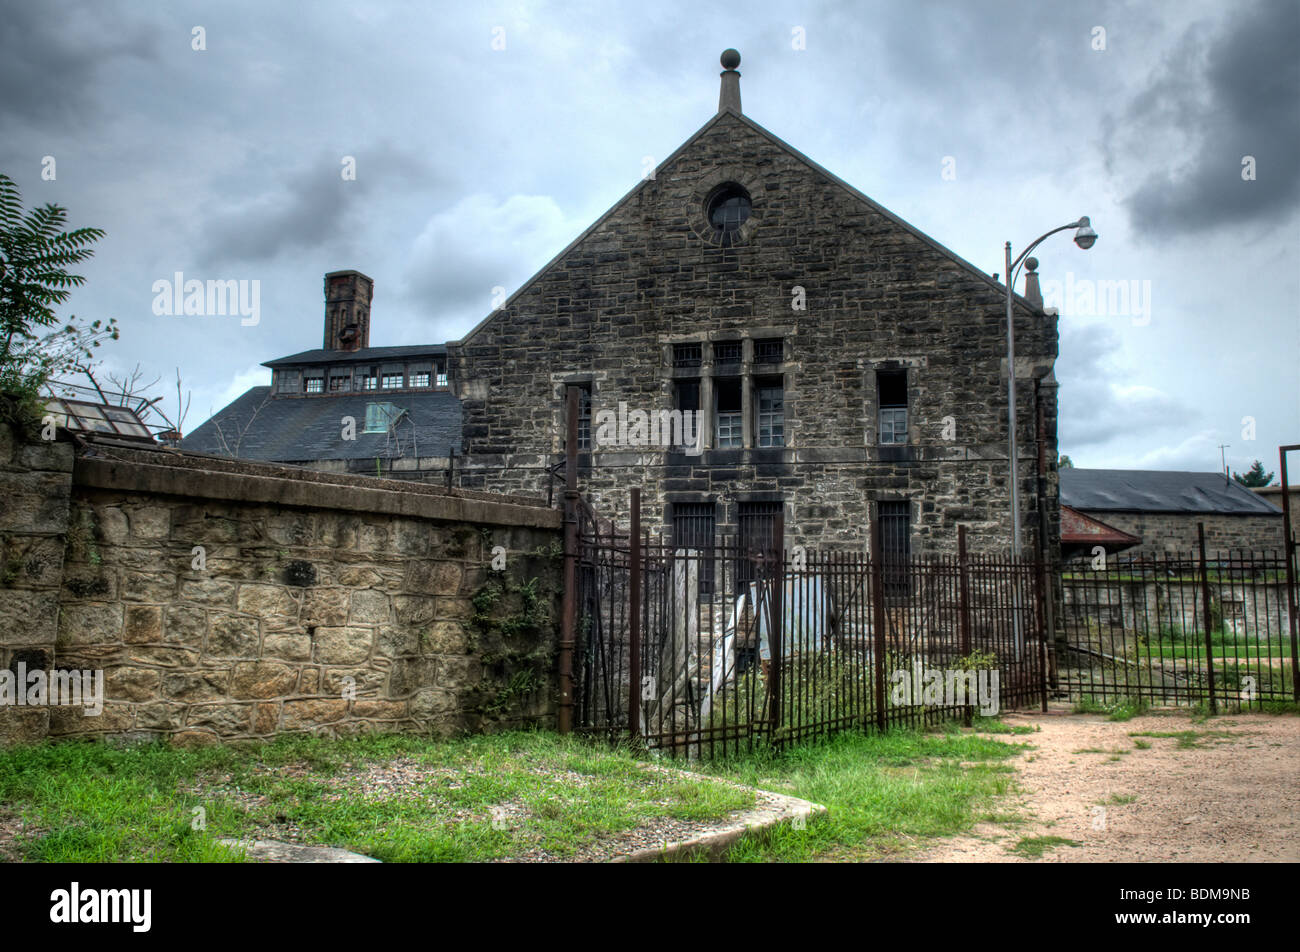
[906,707,1300,863]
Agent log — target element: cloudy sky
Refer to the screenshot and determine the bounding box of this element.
[3,0,1296,477]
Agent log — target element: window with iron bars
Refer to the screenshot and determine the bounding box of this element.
[713,340,742,365]
[878,500,911,597]
[673,342,702,368]
[754,339,783,364]
[737,501,782,586]
[672,502,715,595]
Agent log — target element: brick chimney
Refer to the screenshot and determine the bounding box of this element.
[323,270,373,351]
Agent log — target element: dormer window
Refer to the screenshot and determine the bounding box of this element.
[381,372,403,389]
[410,372,430,388]
[304,376,324,394]
[329,374,350,391]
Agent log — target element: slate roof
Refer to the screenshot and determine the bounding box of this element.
[182,387,462,462]
[1060,469,1283,516]
[263,344,446,368]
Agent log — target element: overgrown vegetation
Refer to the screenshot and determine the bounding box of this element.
[0,171,117,431]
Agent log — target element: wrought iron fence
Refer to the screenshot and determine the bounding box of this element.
[1058,537,1299,710]
[575,521,1046,758]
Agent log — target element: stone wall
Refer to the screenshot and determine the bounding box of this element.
[448,109,1060,558]
[0,422,563,746]
[1077,510,1284,559]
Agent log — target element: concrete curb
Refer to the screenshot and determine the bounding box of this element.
[611,765,827,863]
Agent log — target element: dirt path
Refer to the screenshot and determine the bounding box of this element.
[907,707,1300,863]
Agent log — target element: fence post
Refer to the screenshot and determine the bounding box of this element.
[1197,523,1218,715]
[958,526,973,726]
[628,488,641,740]
[557,385,579,734]
[768,509,785,739]
[1035,554,1049,712]
[1280,446,1300,703]
[870,506,887,732]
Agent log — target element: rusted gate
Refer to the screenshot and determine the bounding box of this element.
[569,490,1047,759]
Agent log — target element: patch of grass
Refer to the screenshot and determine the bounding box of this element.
[698,727,1025,862]
[1126,729,1236,750]
[0,732,753,862]
[1132,738,1152,750]
[1099,793,1138,805]
[1008,835,1081,859]
[970,716,1037,735]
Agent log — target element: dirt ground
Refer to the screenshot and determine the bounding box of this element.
[907,706,1300,863]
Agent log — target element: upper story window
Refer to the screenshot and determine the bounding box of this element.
[673,380,701,451]
[714,341,742,365]
[877,370,908,444]
[329,375,350,392]
[715,380,742,448]
[706,184,751,247]
[753,339,783,364]
[673,343,702,368]
[276,372,299,394]
[436,369,449,387]
[575,383,592,450]
[756,383,784,447]
[304,377,324,394]
[381,372,403,390]
[410,372,430,388]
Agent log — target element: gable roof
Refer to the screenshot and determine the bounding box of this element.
[182,386,462,462]
[1060,469,1283,515]
[457,107,1039,346]
[264,344,447,368]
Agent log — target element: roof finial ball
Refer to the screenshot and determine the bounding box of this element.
[718,49,742,114]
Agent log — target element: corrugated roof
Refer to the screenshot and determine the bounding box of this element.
[263,344,447,368]
[1060,506,1142,546]
[182,387,462,462]
[1060,469,1283,515]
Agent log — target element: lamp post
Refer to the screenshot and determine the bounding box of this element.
[1004,216,1097,559]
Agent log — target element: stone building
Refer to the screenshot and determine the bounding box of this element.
[190,51,1066,560]
[1060,468,1284,557]
[185,270,462,479]
[448,51,1062,559]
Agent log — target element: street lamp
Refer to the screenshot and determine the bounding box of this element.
[1004,216,1097,560]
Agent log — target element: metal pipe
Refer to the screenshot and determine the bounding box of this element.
[557,385,579,734]
[628,488,641,738]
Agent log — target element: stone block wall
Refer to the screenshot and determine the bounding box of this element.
[1078,510,1284,559]
[0,421,563,746]
[0,418,75,744]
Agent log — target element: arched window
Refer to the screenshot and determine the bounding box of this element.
[706,184,751,246]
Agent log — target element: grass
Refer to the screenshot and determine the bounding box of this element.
[1126,729,1237,750]
[695,723,1026,862]
[1008,835,1080,859]
[1070,695,1149,721]
[0,731,754,863]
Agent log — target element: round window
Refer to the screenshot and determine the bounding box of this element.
[706,184,751,245]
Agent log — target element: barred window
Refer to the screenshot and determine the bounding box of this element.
[672,502,715,595]
[673,342,702,368]
[304,377,324,394]
[754,339,783,363]
[381,373,403,389]
[737,501,782,586]
[714,341,742,365]
[410,372,430,387]
[879,501,911,597]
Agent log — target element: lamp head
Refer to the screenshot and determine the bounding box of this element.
[1073,216,1098,250]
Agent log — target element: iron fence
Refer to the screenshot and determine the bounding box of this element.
[1058,532,1299,710]
[575,518,1046,758]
